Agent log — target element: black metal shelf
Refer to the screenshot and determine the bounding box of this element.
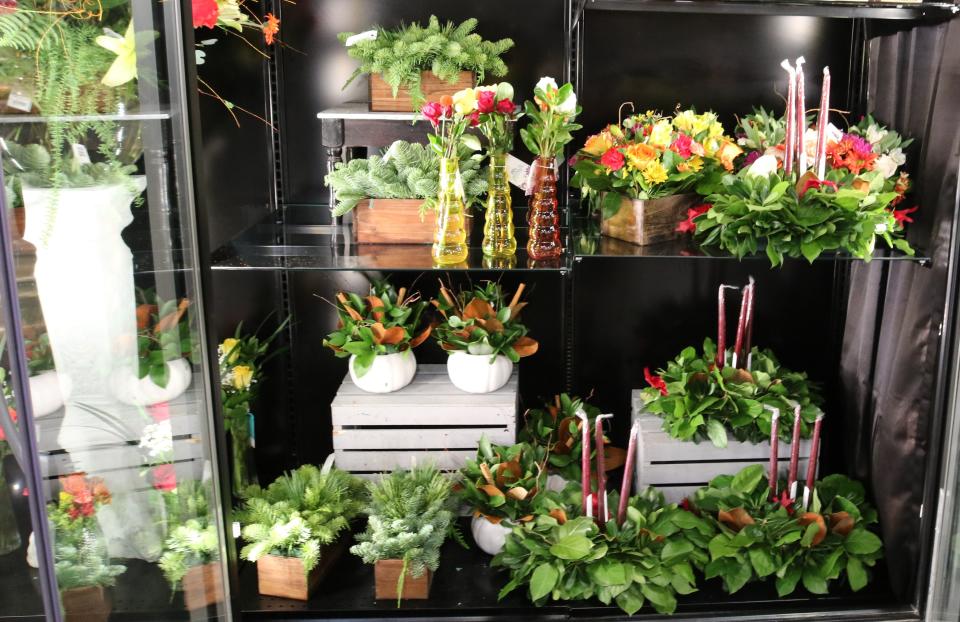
[583,0,959,20]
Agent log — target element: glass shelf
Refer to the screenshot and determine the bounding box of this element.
[0,111,172,124]
[584,0,959,20]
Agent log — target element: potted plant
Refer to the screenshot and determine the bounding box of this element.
[50,474,125,622]
[158,481,223,611]
[323,281,431,393]
[571,108,739,247]
[350,464,462,603]
[338,16,513,112]
[237,459,365,600]
[325,140,487,244]
[458,438,550,555]
[432,281,537,393]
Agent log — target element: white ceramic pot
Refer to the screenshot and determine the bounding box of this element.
[447,352,513,393]
[112,358,193,406]
[28,370,71,417]
[349,352,416,393]
[470,515,512,556]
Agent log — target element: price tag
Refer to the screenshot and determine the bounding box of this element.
[345,30,377,46]
[5,91,32,113]
[506,154,531,192]
[71,143,91,165]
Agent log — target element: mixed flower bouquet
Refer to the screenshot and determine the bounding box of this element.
[420,90,484,159]
[472,82,521,154]
[520,77,582,164]
[572,109,741,217]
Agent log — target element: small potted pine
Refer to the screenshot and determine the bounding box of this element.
[350,464,460,603]
[158,481,223,611]
[432,281,537,393]
[237,459,365,601]
[458,438,550,555]
[324,281,432,393]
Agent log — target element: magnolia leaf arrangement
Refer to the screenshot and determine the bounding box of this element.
[237,459,365,575]
[519,393,626,482]
[493,488,714,616]
[640,338,824,447]
[323,281,432,378]
[158,480,219,591]
[458,438,550,524]
[692,465,883,597]
[325,141,487,217]
[339,16,513,105]
[432,281,538,361]
[350,464,464,605]
[135,289,196,388]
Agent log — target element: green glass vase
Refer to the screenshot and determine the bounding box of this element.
[481,153,516,257]
[432,157,469,265]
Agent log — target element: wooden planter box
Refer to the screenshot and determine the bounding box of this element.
[331,364,517,476]
[183,562,224,611]
[353,199,474,245]
[256,539,345,600]
[374,559,432,600]
[370,71,474,112]
[631,390,815,503]
[601,193,699,246]
[61,585,111,622]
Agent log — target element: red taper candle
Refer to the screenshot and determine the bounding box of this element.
[786,404,802,499]
[617,422,640,526]
[732,286,749,368]
[781,60,796,176]
[717,285,728,368]
[815,67,831,179]
[576,409,591,516]
[768,407,780,495]
[795,57,807,174]
[743,279,756,367]
[803,414,824,508]
[595,414,613,524]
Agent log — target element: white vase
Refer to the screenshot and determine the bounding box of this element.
[28,370,71,417]
[111,358,193,406]
[349,352,416,393]
[470,515,512,556]
[447,352,513,393]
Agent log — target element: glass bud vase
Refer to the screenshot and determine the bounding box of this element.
[527,156,563,260]
[481,153,516,257]
[432,157,469,265]
[0,468,21,555]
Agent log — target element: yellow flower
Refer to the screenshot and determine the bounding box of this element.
[677,156,704,173]
[673,110,697,133]
[583,132,614,156]
[96,21,137,87]
[648,120,673,149]
[452,88,477,115]
[221,338,240,363]
[623,143,657,170]
[642,161,669,185]
[708,121,725,139]
[691,112,718,137]
[715,140,744,171]
[232,365,253,390]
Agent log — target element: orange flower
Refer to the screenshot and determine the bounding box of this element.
[262,13,280,46]
[622,143,657,170]
[715,141,743,171]
[439,94,454,108]
[583,132,614,156]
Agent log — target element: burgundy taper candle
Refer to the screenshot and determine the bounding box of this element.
[786,404,802,499]
[781,60,796,176]
[743,279,756,366]
[576,409,591,516]
[804,414,824,506]
[768,407,780,496]
[717,285,727,368]
[595,415,612,524]
[617,422,640,526]
[795,57,807,174]
[815,67,831,179]
[732,286,749,368]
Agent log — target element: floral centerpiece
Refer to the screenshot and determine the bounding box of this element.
[158,480,223,610]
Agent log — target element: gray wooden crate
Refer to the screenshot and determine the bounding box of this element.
[331,364,517,476]
[631,390,814,503]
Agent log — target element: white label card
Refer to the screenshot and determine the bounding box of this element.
[71,144,91,165]
[345,30,377,46]
[506,154,531,192]
[5,92,32,113]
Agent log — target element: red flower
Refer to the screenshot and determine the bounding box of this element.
[675,204,711,234]
[644,367,668,396]
[469,110,480,127]
[669,133,693,158]
[152,464,177,492]
[68,507,80,520]
[891,172,911,206]
[773,490,795,516]
[441,103,453,119]
[0,1,17,16]
[148,402,170,422]
[680,498,692,512]
[797,177,839,198]
[62,473,93,505]
[80,502,95,517]
[827,134,877,175]
[892,206,918,226]
[192,0,219,29]
[477,90,496,114]
[496,99,516,115]
[0,407,14,442]
[600,148,625,172]
[421,101,442,128]
[262,12,280,46]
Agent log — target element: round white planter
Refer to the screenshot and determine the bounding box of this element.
[28,370,71,417]
[112,358,193,406]
[447,352,513,393]
[349,352,416,393]
[470,515,513,556]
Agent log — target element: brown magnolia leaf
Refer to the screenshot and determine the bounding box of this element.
[337,293,364,321]
[506,486,529,501]
[829,511,854,537]
[408,325,433,348]
[496,460,523,487]
[478,318,504,333]
[479,484,504,498]
[554,416,578,455]
[689,371,709,385]
[508,301,528,320]
[155,299,190,334]
[365,295,385,320]
[372,324,405,345]
[548,508,568,525]
[440,342,461,352]
[518,514,534,522]
[463,298,496,320]
[474,510,502,525]
[136,304,157,331]
[513,337,539,358]
[798,512,827,546]
[730,368,754,384]
[604,446,627,471]
[718,507,756,532]
[480,463,495,485]
[396,287,406,306]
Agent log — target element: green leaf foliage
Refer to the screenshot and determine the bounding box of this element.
[158,481,219,591]
[518,393,612,482]
[432,281,536,362]
[457,439,549,522]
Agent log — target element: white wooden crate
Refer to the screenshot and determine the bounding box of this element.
[631,390,814,503]
[332,364,517,476]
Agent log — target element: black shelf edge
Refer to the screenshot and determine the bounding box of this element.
[585,0,959,20]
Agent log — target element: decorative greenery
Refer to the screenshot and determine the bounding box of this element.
[640,338,824,447]
[519,393,626,482]
[237,459,365,574]
[350,464,463,604]
[458,438,549,524]
[323,280,432,378]
[520,78,582,163]
[493,488,715,615]
[735,107,787,153]
[692,465,883,596]
[135,289,196,388]
[158,480,219,591]
[432,281,538,362]
[325,141,487,217]
[338,16,513,106]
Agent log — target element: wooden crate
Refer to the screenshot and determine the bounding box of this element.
[183,562,224,611]
[331,364,517,476]
[601,194,698,247]
[375,560,432,600]
[354,199,431,244]
[631,390,814,503]
[256,539,345,600]
[370,71,474,112]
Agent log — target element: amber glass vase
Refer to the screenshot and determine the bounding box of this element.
[481,153,516,257]
[432,157,469,265]
[527,157,562,260]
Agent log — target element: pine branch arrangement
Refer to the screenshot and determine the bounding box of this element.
[325,140,487,217]
[339,16,513,106]
[158,480,219,591]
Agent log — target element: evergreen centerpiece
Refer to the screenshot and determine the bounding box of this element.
[323,281,431,393]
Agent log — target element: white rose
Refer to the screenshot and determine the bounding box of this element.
[875,147,905,178]
[556,91,577,115]
[535,76,558,94]
[865,124,886,145]
[745,154,779,178]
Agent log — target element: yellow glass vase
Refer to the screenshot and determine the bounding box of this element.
[481,153,516,257]
[432,157,469,265]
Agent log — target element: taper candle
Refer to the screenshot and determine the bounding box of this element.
[815,67,831,179]
[717,285,727,368]
[576,409,591,516]
[617,422,640,526]
[795,57,807,174]
[744,280,756,370]
[781,59,796,176]
[803,414,824,509]
[767,406,780,495]
[786,404,802,499]
[595,414,613,524]
[732,286,749,368]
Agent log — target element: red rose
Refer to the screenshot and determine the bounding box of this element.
[599,148,625,172]
[80,502,95,517]
[441,104,453,120]
[192,0,219,29]
[669,134,693,158]
[643,367,668,396]
[675,204,711,234]
[152,464,177,492]
[797,178,838,198]
[496,99,516,115]
[477,90,496,114]
[469,110,480,127]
